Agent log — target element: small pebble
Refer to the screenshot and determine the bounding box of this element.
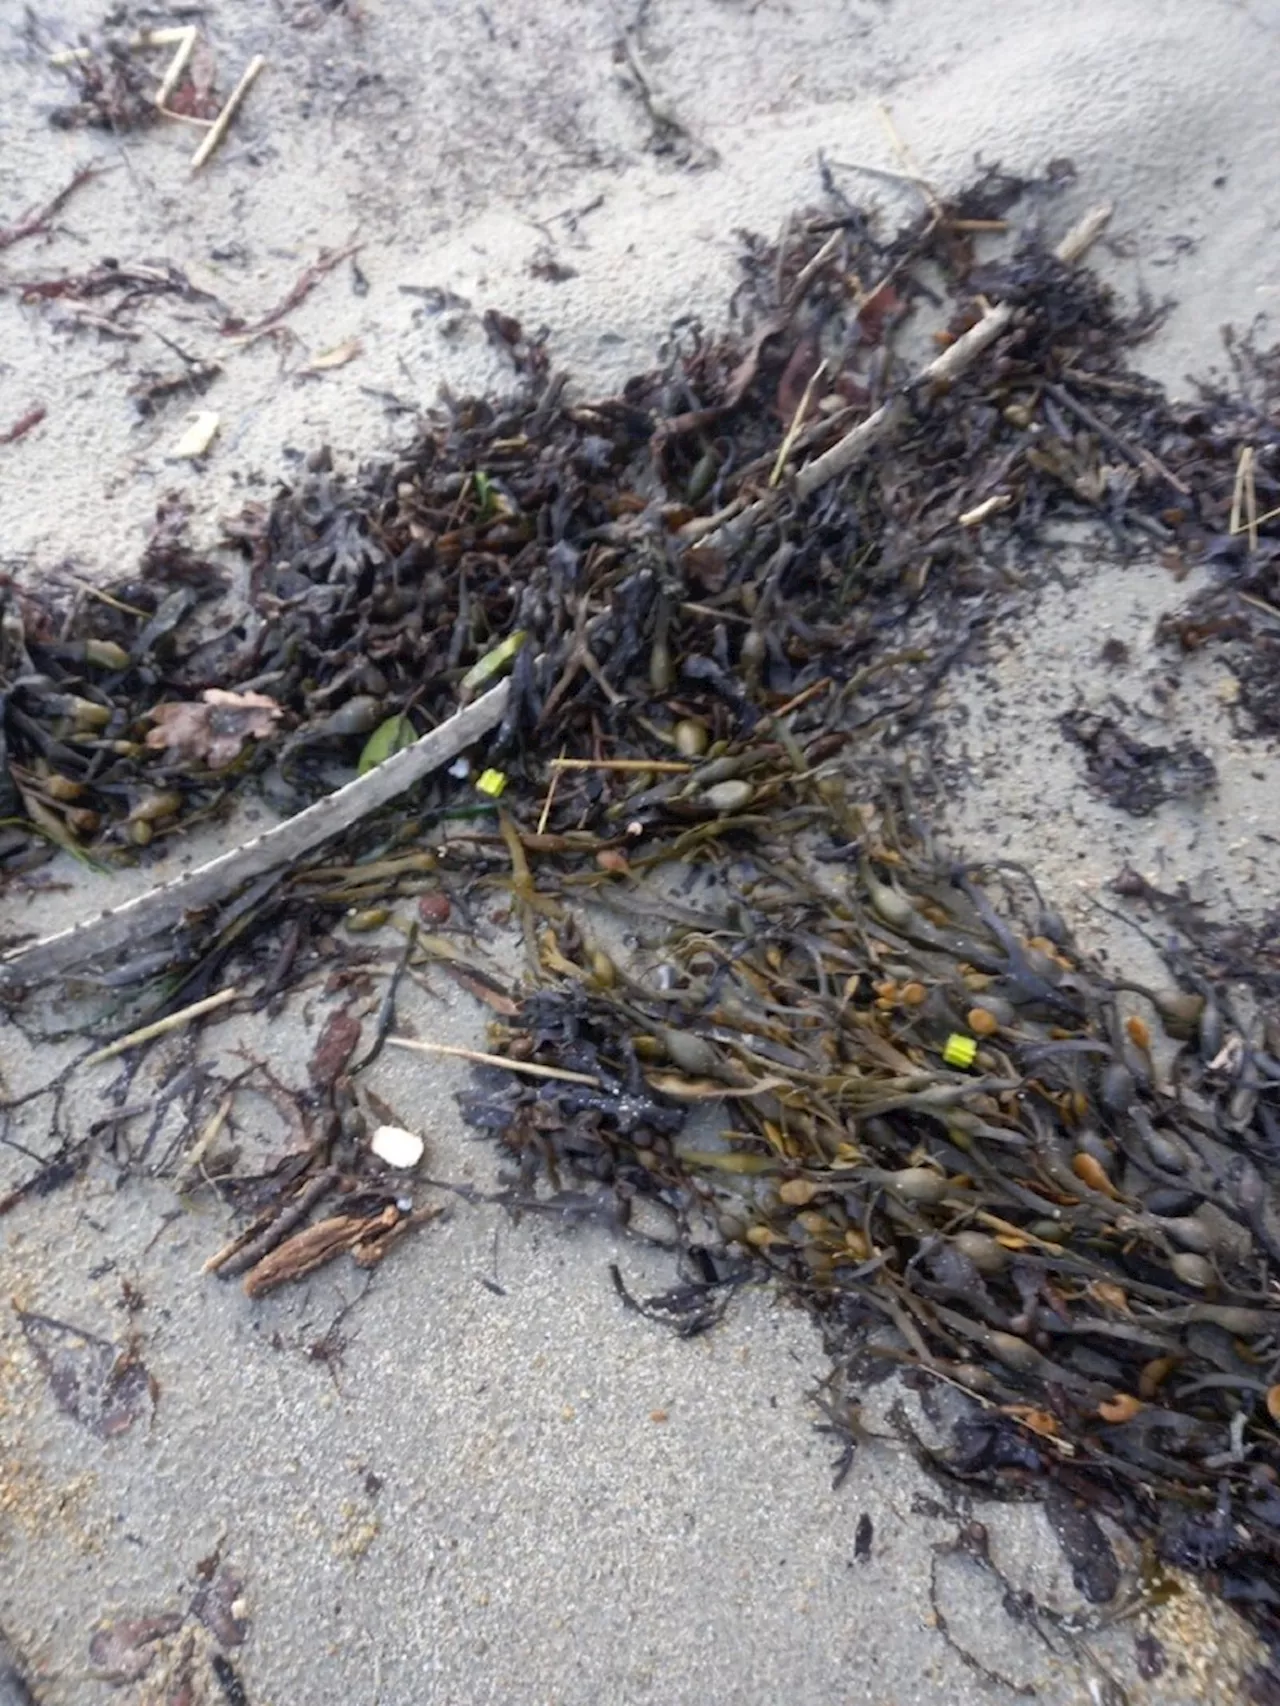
[370,1125,425,1169]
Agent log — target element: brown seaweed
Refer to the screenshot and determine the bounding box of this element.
[4,175,1280,1670]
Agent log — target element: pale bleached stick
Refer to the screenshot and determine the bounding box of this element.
[82,986,240,1067]
[0,681,511,989]
[387,1036,602,1086]
[711,204,1114,548]
[154,24,197,110]
[190,54,265,171]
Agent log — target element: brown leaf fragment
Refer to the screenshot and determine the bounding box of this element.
[88,1614,183,1683]
[854,282,903,346]
[146,690,282,770]
[308,1006,362,1087]
[190,1565,248,1648]
[15,1309,156,1438]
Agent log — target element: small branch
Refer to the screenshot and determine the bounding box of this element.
[190,54,265,171]
[770,358,828,487]
[550,757,691,774]
[81,987,241,1067]
[154,24,197,109]
[1044,380,1190,496]
[388,1036,601,1086]
[0,682,511,990]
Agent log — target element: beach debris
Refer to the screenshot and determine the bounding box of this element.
[15,1308,156,1439]
[0,408,46,446]
[130,359,222,416]
[298,337,363,376]
[369,1125,425,1169]
[1060,709,1217,815]
[46,20,237,140]
[308,1007,362,1087]
[190,55,266,172]
[88,1615,184,1684]
[168,410,220,461]
[81,989,241,1069]
[0,683,511,988]
[49,37,160,131]
[0,164,101,252]
[220,243,358,339]
[152,25,199,112]
[189,1564,249,1649]
[146,690,282,770]
[238,1203,440,1298]
[210,1653,249,1706]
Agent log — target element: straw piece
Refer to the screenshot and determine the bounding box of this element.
[190,54,265,171]
[81,987,240,1067]
[388,1037,601,1086]
[154,24,197,109]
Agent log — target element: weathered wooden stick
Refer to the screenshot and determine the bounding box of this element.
[0,681,511,989]
[81,986,241,1066]
[190,53,265,171]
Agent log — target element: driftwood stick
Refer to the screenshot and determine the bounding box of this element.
[0,681,511,990]
[190,54,265,171]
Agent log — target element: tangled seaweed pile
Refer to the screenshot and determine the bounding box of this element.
[3,175,1280,1666]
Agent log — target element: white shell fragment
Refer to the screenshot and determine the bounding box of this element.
[370,1124,425,1169]
[169,410,220,460]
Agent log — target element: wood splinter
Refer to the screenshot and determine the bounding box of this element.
[191,54,266,171]
[241,1203,442,1297]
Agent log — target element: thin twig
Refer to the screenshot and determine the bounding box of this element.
[1230,446,1259,553]
[205,1169,338,1277]
[875,103,944,220]
[958,493,1012,527]
[770,359,829,487]
[783,231,843,313]
[190,54,265,171]
[550,758,692,774]
[0,164,101,252]
[387,1037,602,1086]
[536,745,565,835]
[154,23,197,108]
[82,987,241,1067]
[1045,381,1190,496]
